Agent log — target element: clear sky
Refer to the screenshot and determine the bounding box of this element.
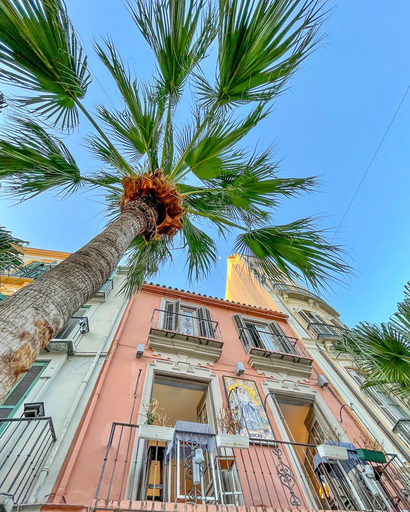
[0,0,409,327]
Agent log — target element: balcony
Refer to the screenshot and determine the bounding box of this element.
[307,322,349,341]
[271,282,339,317]
[94,423,410,512]
[238,327,313,377]
[148,309,223,363]
[45,316,89,355]
[0,414,56,505]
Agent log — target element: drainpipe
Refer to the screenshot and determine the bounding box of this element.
[52,294,137,504]
[315,343,410,463]
[31,297,130,503]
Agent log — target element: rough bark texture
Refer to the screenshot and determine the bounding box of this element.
[0,198,157,402]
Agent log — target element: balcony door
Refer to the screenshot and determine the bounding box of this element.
[137,375,214,502]
[151,374,211,426]
[162,299,215,338]
[234,314,293,353]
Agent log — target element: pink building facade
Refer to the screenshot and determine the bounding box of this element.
[43,284,409,512]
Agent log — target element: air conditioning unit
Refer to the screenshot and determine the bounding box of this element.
[24,402,45,418]
[317,444,349,460]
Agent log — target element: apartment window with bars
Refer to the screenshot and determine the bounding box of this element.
[161,299,216,339]
[0,362,48,420]
[233,314,296,354]
[346,369,410,426]
[298,310,335,335]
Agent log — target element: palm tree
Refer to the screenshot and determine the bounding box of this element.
[0,0,348,401]
[334,283,410,403]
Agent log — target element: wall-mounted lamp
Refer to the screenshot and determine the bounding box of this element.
[136,344,145,358]
[235,362,245,376]
[317,375,329,387]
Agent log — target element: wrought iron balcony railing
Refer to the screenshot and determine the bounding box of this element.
[94,423,410,511]
[238,327,311,360]
[307,322,349,340]
[46,316,89,355]
[271,282,324,301]
[150,309,222,342]
[0,415,56,505]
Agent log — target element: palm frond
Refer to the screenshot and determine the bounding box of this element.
[234,218,350,290]
[95,39,164,169]
[121,235,172,296]
[86,134,135,176]
[205,148,317,210]
[0,0,91,129]
[0,226,26,273]
[0,119,84,199]
[206,0,325,107]
[129,0,216,99]
[334,322,410,402]
[392,282,410,335]
[182,103,269,179]
[181,216,217,281]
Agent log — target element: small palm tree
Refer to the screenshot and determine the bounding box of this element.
[334,283,410,403]
[0,0,348,401]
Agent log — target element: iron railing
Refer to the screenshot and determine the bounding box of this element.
[150,309,222,342]
[271,282,324,302]
[307,322,349,340]
[47,316,89,355]
[0,416,56,504]
[238,327,311,359]
[94,424,410,511]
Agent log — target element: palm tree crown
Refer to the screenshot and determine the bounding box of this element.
[334,283,410,404]
[0,0,347,296]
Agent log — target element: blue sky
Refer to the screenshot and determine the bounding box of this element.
[0,0,409,327]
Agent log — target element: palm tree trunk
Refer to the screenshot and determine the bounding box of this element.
[0,198,157,402]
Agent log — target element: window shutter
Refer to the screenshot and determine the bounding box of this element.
[268,321,286,336]
[233,314,252,352]
[163,300,180,331]
[298,311,311,325]
[173,299,181,331]
[268,321,296,354]
[197,307,214,338]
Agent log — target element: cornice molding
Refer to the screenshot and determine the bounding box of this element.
[141,283,288,321]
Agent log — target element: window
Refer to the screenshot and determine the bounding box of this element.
[298,311,335,336]
[161,300,216,339]
[0,362,48,420]
[233,314,296,354]
[346,369,409,426]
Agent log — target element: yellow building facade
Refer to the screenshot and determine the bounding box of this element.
[0,247,70,297]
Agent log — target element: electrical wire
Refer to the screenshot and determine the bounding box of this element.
[332,84,410,242]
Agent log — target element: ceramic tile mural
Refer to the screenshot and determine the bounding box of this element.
[223,376,275,440]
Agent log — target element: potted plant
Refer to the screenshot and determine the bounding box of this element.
[138,398,175,442]
[354,432,386,464]
[315,426,349,460]
[215,407,249,449]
